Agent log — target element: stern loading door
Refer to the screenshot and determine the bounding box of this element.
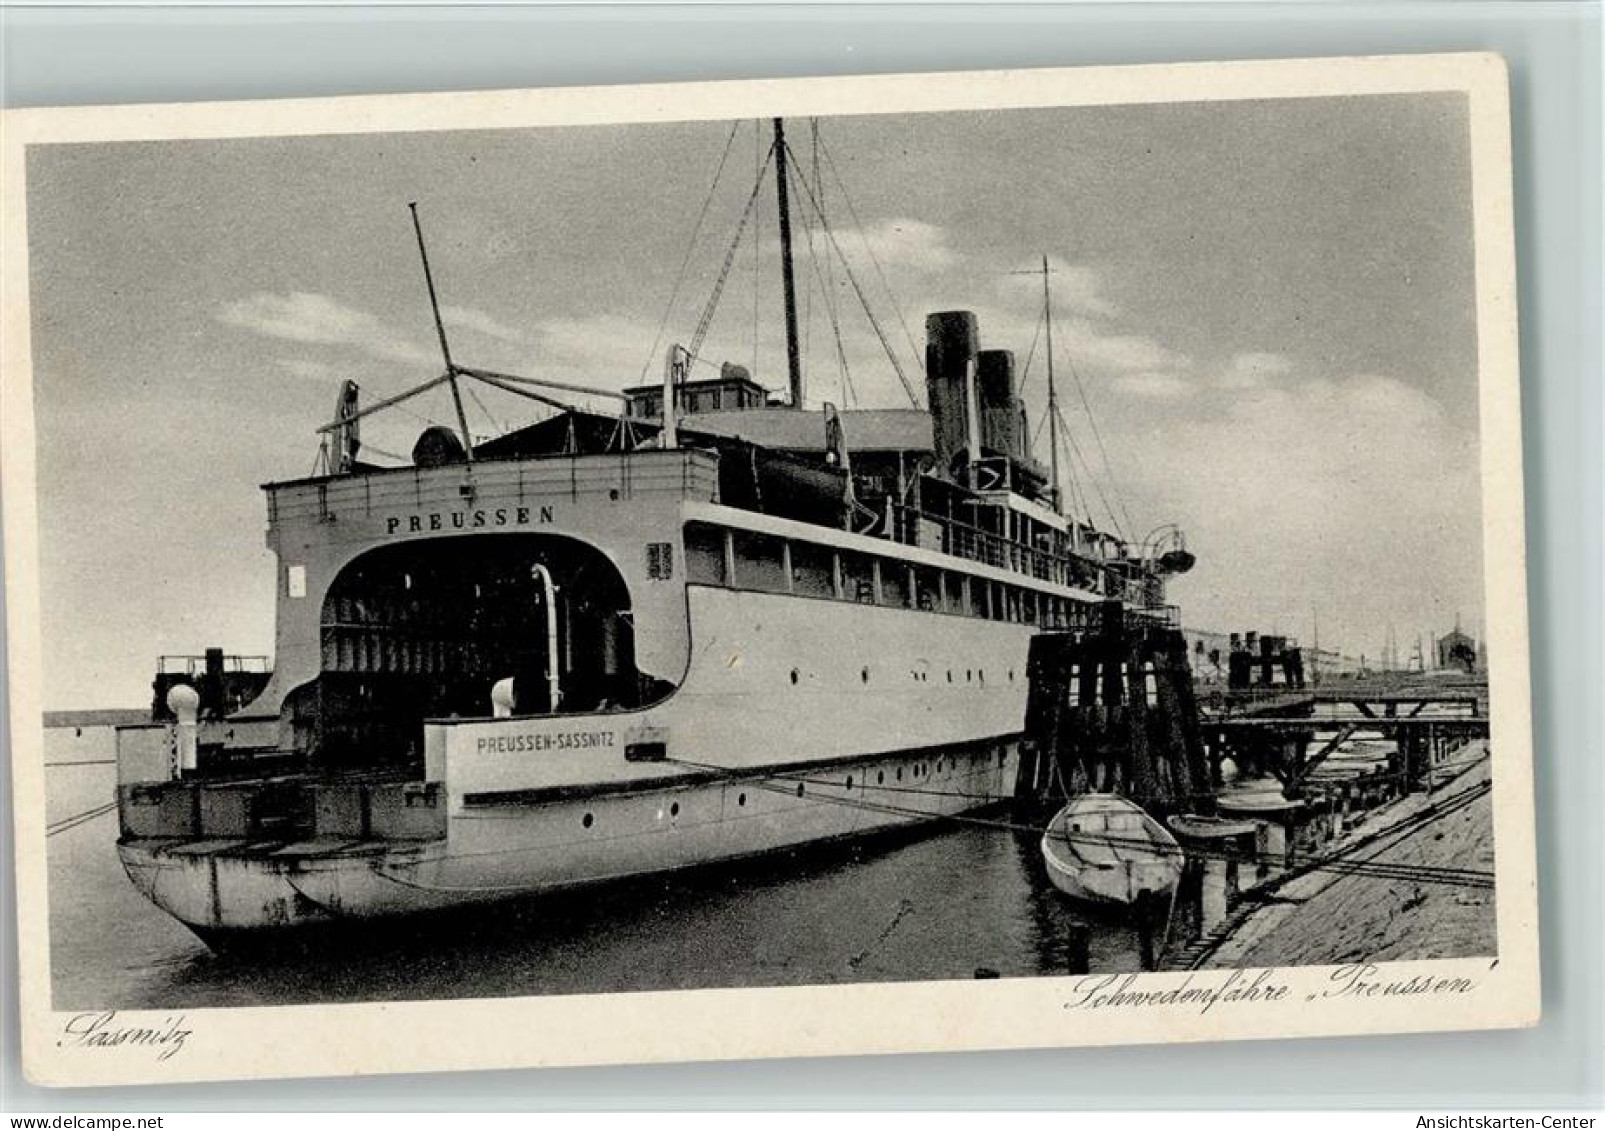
[309,534,649,770]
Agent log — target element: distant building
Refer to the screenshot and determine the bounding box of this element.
[1182,628,1234,685]
[1436,628,1478,672]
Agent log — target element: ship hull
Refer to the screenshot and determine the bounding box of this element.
[118,738,1022,933]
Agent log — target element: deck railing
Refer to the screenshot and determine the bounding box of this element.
[886,501,1132,598]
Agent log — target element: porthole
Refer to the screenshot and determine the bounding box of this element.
[877,771,885,785]
[896,767,904,781]
[846,776,854,791]
[979,671,985,685]
[946,670,953,683]
[670,801,680,817]
[582,812,594,829]
[1008,669,1015,681]
[738,792,747,807]
[790,668,800,685]
[966,669,972,682]
[861,667,870,683]
[796,782,806,797]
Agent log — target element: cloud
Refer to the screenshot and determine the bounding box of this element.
[532,313,669,388]
[442,305,531,348]
[1102,365,1481,658]
[1219,351,1295,390]
[1061,319,1191,373]
[1031,254,1121,318]
[218,292,430,366]
[837,218,958,274]
[1114,371,1192,399]
[274,358,342,382]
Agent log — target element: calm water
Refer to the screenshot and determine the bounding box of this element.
[47,761,1147,1011]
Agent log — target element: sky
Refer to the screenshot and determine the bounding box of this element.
[22,92,1484,709]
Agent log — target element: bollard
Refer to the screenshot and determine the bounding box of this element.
[1201,857,1229,933]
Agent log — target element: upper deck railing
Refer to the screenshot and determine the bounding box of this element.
[157,654,271,676]
[884,500,1164,605]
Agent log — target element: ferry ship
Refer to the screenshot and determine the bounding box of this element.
[112,120,1193,941]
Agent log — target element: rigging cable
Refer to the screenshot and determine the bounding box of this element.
[463,377,507,438]
[808,120,856,408]
[1057,399,1120,539]
[815,135,925,373]
[687,140,777,366]
[1063,350,1138,541]
[1050,399,1098,529]
[1016,302,1046,394]
[375,774,1493,894]
[781,141,921,408]
[655,757,1497,891]
[795,159,857,408]
[46,801,118,838]
[637,119,744,385]
[368,752,1493,896]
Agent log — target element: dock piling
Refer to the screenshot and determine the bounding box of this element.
[1200,858,1230,933]
[1066,922,1091,975]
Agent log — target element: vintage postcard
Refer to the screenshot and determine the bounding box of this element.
[2,54,1536,1086]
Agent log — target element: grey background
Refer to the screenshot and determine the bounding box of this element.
[1,0,1599,1112]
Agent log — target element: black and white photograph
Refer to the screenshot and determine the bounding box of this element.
[1,55,1537,1085]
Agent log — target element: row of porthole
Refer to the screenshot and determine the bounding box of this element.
[791,667,1016,685]
[577,748,1010,830]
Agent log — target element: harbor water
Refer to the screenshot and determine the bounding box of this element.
[47,757,1147,1011]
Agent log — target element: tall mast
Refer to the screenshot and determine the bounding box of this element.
[772,118,804,409]
[408,202,475,462]
[1311,606,1320,686]
[1041,255,1061,515]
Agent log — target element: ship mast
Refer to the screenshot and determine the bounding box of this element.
[772,118,804,409]
[408,202,476,462]
[1041,255,1062,516]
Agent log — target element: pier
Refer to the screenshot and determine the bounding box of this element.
[1197,680,1487,796]
[1177,743,1495,970]
[1019,633,1494,971]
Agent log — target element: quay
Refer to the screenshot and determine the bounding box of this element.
[1184,742,1494,969]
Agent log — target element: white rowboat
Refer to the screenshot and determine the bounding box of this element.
[1040,794,1184,907]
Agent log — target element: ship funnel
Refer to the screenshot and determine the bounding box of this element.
[977,349,1027,463]
[925,311,979,480]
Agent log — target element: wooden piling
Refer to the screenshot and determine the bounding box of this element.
[1200,857,1229,933]
[1134,891,1167,972]
[1066,922,1091,975]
